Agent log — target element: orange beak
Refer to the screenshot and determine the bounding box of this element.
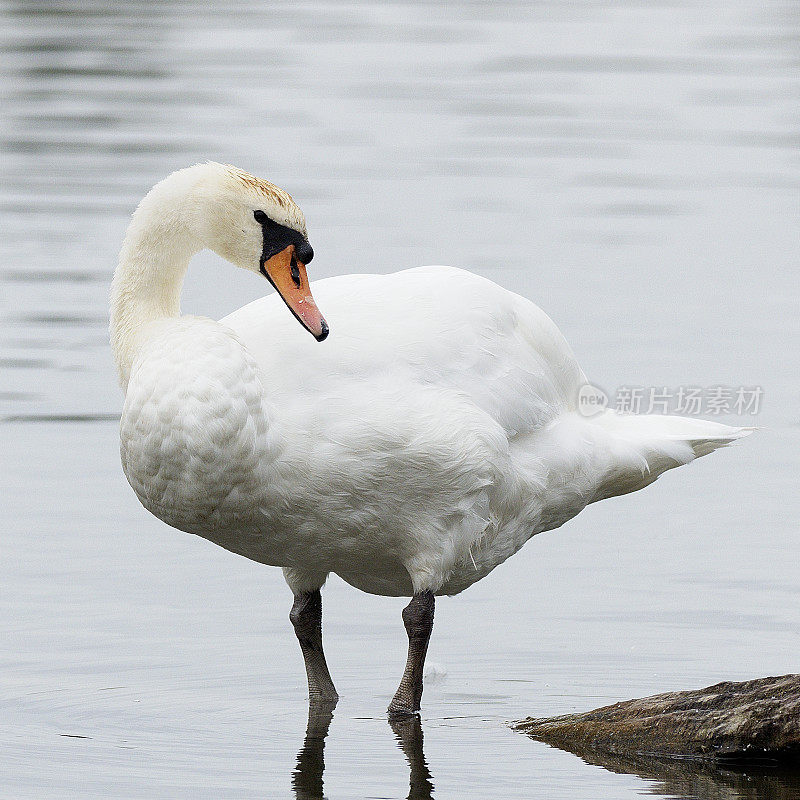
[260,245,328,341]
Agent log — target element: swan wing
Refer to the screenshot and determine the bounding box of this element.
[223,266,585,439]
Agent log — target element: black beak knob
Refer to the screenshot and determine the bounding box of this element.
[296,240,314,264]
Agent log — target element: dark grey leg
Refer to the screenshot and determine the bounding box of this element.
[388,591,435,716]
[289,590,339,702]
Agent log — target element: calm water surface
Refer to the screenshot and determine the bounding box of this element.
[1,1,798,798]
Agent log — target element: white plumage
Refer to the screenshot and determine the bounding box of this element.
[111,163,748,709]
[112,162,749,597]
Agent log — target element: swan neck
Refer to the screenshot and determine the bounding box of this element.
[109,199,201,388]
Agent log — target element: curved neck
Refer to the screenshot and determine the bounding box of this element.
[110,195,201,388]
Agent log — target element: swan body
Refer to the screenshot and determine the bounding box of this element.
[112,163,749,710]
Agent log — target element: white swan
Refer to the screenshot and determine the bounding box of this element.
[111,162,749,715]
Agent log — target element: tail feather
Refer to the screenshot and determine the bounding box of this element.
[585,410,752,501]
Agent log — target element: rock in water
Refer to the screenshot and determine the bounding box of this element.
[513,675,800,765]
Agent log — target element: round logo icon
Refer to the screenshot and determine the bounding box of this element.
[577,383,608,417]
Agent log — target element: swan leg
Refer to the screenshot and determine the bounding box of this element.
[289,590,339,702]
[388,591,435,716]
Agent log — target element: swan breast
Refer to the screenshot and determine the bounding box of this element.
[119,317,280,540]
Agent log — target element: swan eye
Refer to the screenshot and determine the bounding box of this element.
[254,210,268,224]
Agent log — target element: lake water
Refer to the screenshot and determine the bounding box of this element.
[1,1,798,798]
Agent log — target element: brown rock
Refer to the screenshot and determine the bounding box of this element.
[513,675,800,765]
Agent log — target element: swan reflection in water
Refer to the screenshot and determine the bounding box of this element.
[292,700,800,800]
[390,715,436,800]
[291,700,434,800]
[291,702,336,800]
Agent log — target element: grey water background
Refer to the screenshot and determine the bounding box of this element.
[1,0,798,798]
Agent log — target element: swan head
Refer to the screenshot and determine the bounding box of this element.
[192,162,328,341]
